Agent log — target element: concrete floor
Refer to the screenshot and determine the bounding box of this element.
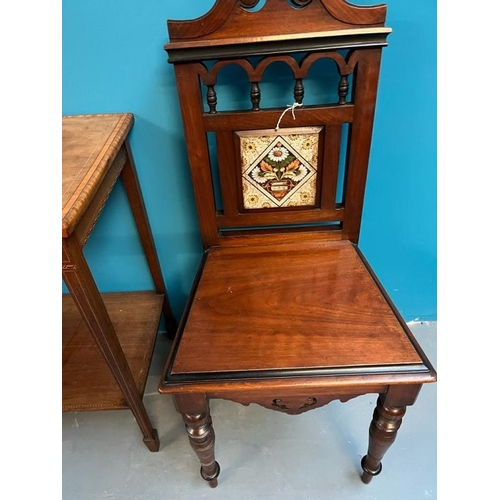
[62,322,437,500]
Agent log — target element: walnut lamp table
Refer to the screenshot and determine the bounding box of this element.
[62,113,176,451]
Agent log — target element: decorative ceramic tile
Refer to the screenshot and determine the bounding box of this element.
[238,127,322,209]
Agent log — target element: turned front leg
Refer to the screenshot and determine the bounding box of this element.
[174,394,220,488]
[182,412,220,487]
[361,394,406,483]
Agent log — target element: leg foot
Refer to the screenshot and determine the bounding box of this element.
[143,428,160,452]
[201,460,220,488]
[361,394,406,484]
[182,412,219,487]
[361,456,382,484]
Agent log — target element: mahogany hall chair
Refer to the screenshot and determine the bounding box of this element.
[159,0,436,488]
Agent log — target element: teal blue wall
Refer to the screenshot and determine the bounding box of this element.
[62,0,436,321]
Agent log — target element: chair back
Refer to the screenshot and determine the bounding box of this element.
[165,0,391,248]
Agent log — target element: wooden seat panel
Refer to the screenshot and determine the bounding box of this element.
[171,241,422,376]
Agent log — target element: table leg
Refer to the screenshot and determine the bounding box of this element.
[121,140,177,337]
[62,236,160,452]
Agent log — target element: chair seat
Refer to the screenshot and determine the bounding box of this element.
[168,240,425,382]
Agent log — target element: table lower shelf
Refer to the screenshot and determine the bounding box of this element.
[62,291,164,411]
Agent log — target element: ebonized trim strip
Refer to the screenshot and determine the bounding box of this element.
[167,33,389,63]
[166,363,428,383]
[162,251,208,374]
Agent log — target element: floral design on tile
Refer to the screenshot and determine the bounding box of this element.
[239,128,320,209]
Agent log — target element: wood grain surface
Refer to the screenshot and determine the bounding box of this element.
[62,292,163,411]
[171,240,421,375]
[62,113,133,237]
[167,0,389,44]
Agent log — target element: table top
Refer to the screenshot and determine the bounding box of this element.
[62,113,134,238]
